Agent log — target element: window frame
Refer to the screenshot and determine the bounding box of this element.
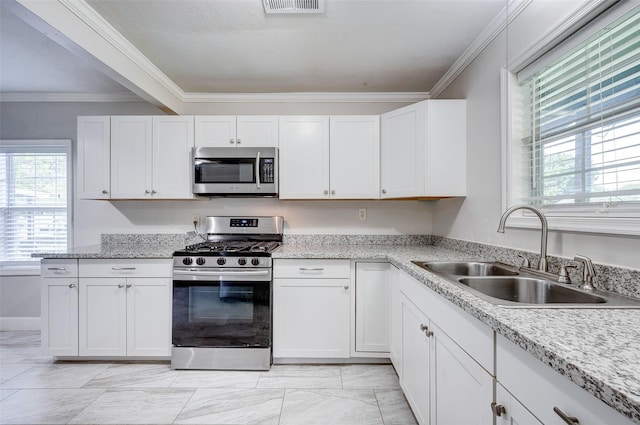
[502,2,640,236]
[0,139,73,268]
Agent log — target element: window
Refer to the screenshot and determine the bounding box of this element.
[0,140,71,266]
[507,5,640,232]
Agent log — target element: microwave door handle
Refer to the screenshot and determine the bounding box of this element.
[255,151,261,190]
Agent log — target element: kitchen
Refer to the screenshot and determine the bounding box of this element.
[1,0,640,424]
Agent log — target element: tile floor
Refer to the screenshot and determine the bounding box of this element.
[0,331,417,425]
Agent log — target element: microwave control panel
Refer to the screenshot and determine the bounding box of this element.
[260,158,275,183]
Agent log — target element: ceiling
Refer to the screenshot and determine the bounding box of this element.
[0,0,507,108]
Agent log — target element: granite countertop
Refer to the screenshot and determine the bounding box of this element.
[34,242,640,423]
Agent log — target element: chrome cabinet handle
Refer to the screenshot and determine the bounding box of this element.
[299,267,324,271]
[151,190,157,195]
[126,283,132,288]
[331,190,335,195]
[553,407,580,424]
[145,190,151,194]
[382,189,387,194]
[230,138,235,144]
[111,267,136,271]
[419,324,433,337]
[490,402,506,417]
[47,267,67,271]
[324,190,329,195]
[344,285,349,290]
[102,190,108,194]
[237,138,241,144]
[117,283,125,288]
[68,283,76,288]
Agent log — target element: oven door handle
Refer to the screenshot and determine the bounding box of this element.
[174,269,270,277]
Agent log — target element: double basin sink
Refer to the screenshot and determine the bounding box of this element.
[412,261,640,308]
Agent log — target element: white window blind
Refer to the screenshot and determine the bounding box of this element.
[513,6,640,216]
[0,141,71,265]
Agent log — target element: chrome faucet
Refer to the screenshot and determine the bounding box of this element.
[497,205,548,272]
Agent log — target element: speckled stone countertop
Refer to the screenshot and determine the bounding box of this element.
[34,241,640,422]
[273,243,640,424]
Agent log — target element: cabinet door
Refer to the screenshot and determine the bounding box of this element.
[401,296,431,425]
[431,322,493,425]
[389,265,403,371]
[126,278,171,356]
[355,262,389,353]
[329,116,380,199]
[41,279,78,356]
[152,116,194,199]
[236,116,279,147]
[110,116,153,198]
[495,384,543,425]
[79,278,127,356]
[279,116,330,199]
[77,116,110,199]
[194,116,237,147]
[380,102,425,198]
[273,277,350,358]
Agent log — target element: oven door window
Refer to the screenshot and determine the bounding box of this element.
[173,280,270,348]
[195,159,255,184]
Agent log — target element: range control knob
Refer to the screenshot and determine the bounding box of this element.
[182,257,193,266]
[238,258,247,266]
[196,257,206,266]
[251,258,261,266]
[217,257,226,266]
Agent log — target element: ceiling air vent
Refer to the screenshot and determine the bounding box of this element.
[263,0,325,14]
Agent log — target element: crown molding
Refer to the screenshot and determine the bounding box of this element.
[182,92,430,103]
[430,0,532,98]
[0,92,143,103]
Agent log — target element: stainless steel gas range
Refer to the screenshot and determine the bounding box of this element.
[171,216,283,370]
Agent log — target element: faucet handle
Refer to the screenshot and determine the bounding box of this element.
[558,264,577,284]
[573,255,597,290]
[516,254,530,268]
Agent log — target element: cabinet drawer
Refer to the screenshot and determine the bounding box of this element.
[497,334,634,425]
[274,259,350,279]
[41,259,79,278]
[79,259,172,278]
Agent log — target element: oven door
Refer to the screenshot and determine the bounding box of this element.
[172,269,271,348]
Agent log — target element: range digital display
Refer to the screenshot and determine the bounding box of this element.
[230,218,259,227]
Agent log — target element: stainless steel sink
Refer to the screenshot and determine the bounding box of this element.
[458,277,607,304]
[413,261,518,276]
[412,260,640,308]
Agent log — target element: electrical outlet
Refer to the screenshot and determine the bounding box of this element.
[358,208,367,221]
[192,214,200,226]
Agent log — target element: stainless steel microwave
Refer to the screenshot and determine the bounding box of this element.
[192,147,278,197]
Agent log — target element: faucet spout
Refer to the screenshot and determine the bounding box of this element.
[497,205,548,272]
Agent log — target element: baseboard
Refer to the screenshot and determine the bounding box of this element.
[0,317,41,331]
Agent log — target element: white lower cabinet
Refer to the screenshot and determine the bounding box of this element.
[394,268,494,425]
[496,334,635,425]
[41,259,79,356]
[273,259,350,358]
[354,262,390,354]
[41,258,171,358]
[389,265,403,370]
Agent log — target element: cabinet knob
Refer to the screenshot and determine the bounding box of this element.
[230,138,235,144]
[145,190,151,194]
[126,283,132,288]
[68,283,76,288]
[490,402,506,417]
[553,407,580,424]
[344,285,349,290]
[118,283,125,288]
[382,189,387,194]
[151,190,157,195]
[237,138,241,144]
[419,324,433,337]
[102,190,108,195]
[331,190,335,195]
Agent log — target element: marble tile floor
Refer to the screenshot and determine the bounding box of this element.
[0,331,417,425]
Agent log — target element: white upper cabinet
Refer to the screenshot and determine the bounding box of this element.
[195,116,279,147]
[152,116,194,198]
[279,116,330,199]
[279,115,379,199]
[110,116,194,199]
[329,116,380,199]
[77,116,111,199]
[380,100,466,198]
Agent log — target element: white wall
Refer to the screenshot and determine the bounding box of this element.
[434,1,640,270]
[1,100,433,247]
